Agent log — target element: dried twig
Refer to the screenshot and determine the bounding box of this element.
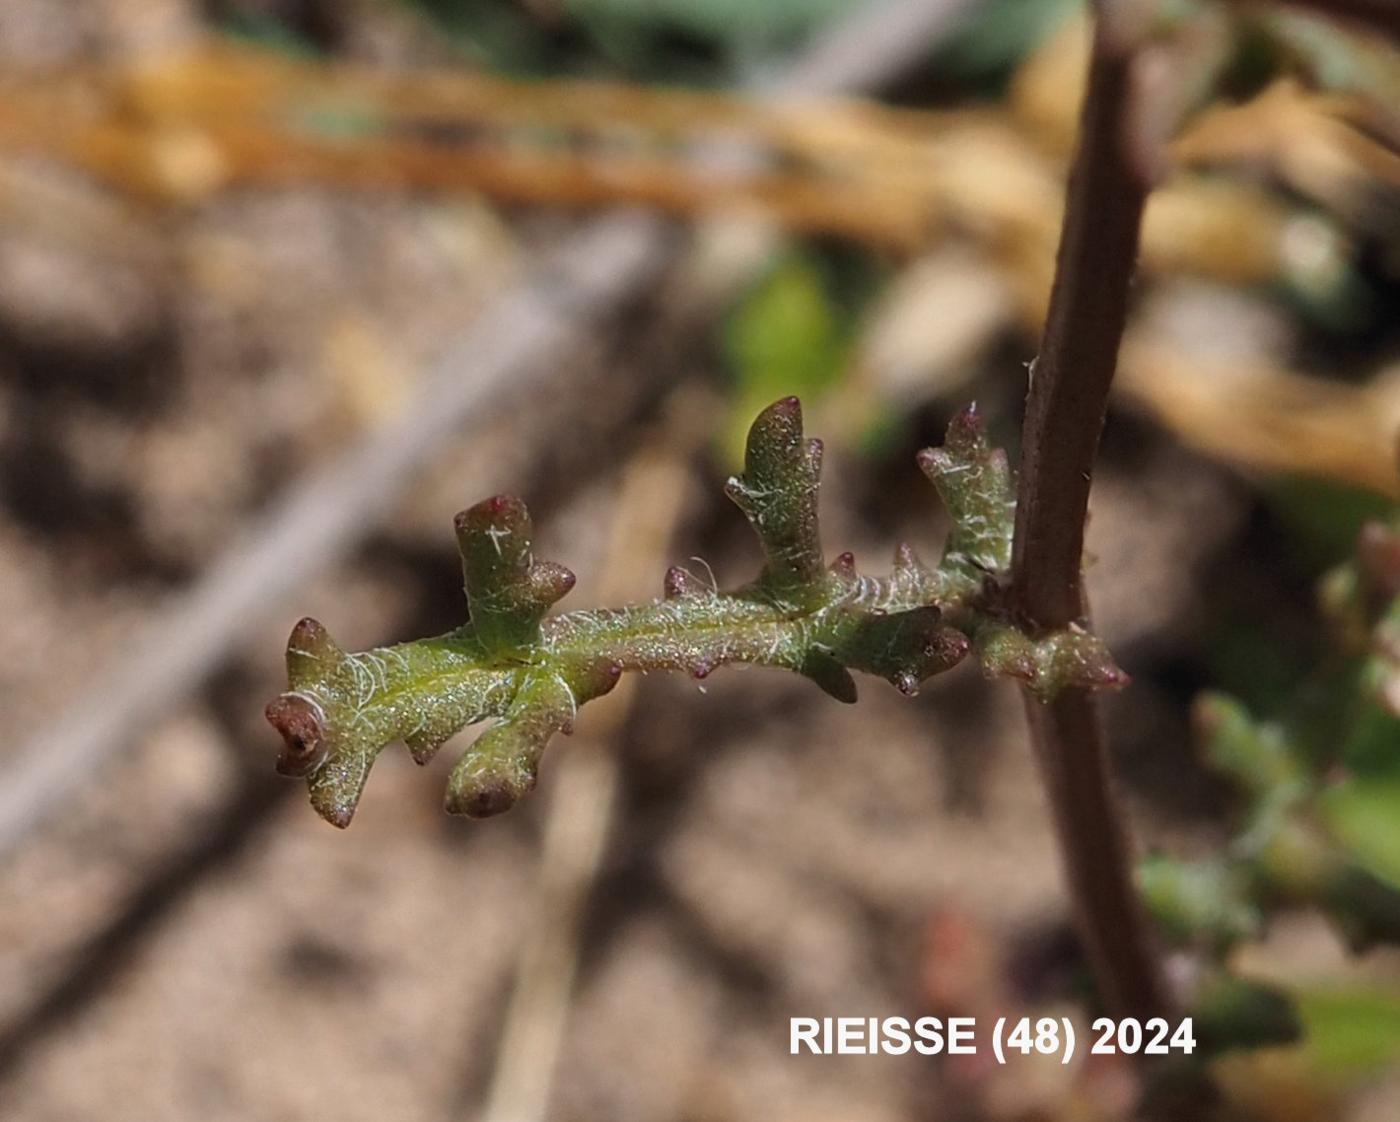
[1118,340,1400,497]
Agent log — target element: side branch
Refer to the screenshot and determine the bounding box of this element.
[267,398,1127,828]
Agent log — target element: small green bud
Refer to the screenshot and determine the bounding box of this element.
[724,396,827,608]
[916,404,1015,584]
[455,495,575,655]
[975,622,1128,701]
[446,659,621,818]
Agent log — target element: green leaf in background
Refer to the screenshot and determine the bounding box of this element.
[565,0,847,51]
[1137,853,1262,951]
[720,252,849,467]
[219,12,323,57]
[397,0,647,77]
[1338,694,1400,778]
[1195,972,1300,1053]
[1292,987,1400,1079]
[1204,620,1312,719]
[1264,11,1400,107]
[1320,778,1400,890]
[927,0,1077,91]
[1266,478,1393,577]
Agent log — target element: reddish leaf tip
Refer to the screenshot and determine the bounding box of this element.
[1093,666,1131,688]
[664,565,700,599]
[456,494,528,530]
[445,781,522,819]
[266,694,329,778]
[948,402,984,438]
[942,630,972,660]
[291,616,325,641]
[533,561,577,599]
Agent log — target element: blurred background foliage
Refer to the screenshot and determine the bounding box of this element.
[0,0,1397,1119]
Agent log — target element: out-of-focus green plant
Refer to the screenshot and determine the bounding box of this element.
[565,0,848,50]
[931,0,1078,89]
[266,398,1126,827]
[720,253,852,466]
[401,0,847,78]
[1140,505,1400,1055]
[1293,987,1400,1079]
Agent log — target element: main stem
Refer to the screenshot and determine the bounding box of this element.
[1010,7,1169,1020]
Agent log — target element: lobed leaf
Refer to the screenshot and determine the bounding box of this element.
[723,396,828,608]
[267,396,1127,827]
[916,403,1016,588]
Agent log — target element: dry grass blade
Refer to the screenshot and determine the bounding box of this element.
[1119,341,1400,497]
[3,23,1392,275]
[1173,79,1400,227]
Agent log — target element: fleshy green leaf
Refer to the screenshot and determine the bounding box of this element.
[916,404,1016,589]
[724,396,828,608]
[446,658,621,817]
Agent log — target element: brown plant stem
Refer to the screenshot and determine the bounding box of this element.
[1009,5,1170,1020]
